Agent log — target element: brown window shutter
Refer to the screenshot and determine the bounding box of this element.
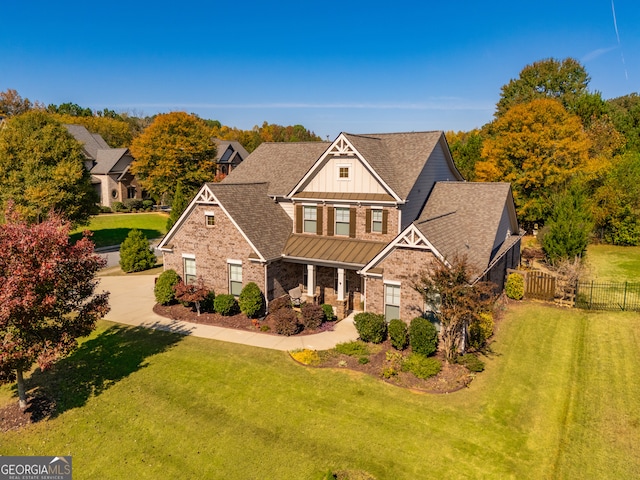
[382,209,388,234]
[365,208,371,233]
[295,204,302,233]
[327,207,334,236]
[349,207,357,238]
[316,206,323,235]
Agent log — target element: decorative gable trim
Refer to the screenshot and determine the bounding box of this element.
[286,133,403,203]
[359,224,449,275]
[158,184,266,262]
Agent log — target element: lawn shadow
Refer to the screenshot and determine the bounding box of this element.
[23,322,191,419]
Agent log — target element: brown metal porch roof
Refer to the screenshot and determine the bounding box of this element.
[283,234,387,266]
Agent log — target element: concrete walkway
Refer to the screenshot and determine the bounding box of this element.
[98,274,359,351]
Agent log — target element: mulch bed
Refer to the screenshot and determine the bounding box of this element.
[0,394,55,433]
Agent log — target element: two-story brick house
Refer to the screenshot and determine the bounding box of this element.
[158,131,521,321]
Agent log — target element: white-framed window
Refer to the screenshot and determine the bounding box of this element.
[335,207,350,236]
[384,283,401,321]
[205,211,215,227]
[303,206,317,234]
[229,262,242,296]
[337,163,351,181]
[371,209,383,233]
[183,256,196,285]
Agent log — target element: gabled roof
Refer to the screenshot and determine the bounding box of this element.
[214,140,249,164]
[65,124,108,159]
[92,148,129,174]
[290,131,462,201]
[159,182,293,262]
[223,142,330,197]
[414,182,518,278]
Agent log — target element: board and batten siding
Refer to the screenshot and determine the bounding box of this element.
[277,200,295,222]
[302,156,387,194]
[400,141,462,229]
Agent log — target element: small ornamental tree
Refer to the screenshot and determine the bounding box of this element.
[415,256,496,363]
[174,278,209,316]
[238,282,265,318]
[0,207,110,409]
[119,228,156,273]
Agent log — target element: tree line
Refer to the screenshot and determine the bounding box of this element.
[446,58,640,258]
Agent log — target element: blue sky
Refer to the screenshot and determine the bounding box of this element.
[2,1,639,139]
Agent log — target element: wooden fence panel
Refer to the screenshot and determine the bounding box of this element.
[507,269,557,301]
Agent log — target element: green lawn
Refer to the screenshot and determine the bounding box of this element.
[1,304,639,479]
[71,212,169,248]
[586,244,640,281]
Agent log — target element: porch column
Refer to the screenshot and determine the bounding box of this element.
[337,268,345,301]
[306,264,315,296]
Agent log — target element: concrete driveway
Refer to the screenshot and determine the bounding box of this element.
[98,274,358,351]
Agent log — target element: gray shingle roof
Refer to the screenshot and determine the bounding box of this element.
[91,148,129,174]
[205,182,293,261]
[344,131,455,199]
[415,182,516,278]
[214,140,249,164]
[65,124,104,159]
[223,142,330,196]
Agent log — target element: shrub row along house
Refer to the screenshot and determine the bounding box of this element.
[158,131,521,321]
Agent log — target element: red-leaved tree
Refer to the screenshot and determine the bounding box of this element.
[0,206,110,409]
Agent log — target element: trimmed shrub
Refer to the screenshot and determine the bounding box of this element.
[238,282,265,318]
[142,199,155,211]
[505,273,525,300]
[468,311,494,350]
[119,228,156,272]
[214,294,239,316]
[401,353,442,379]
[112,201,126,212]
[124,198,144,211]
[322,304,335,322]
[457,353,485,372]
[335,341,370,357]
[353,312,387,344]
[154,269,180,305]
[269,295,291,313]
[409,317,438,356]
[388,319,408,350]
[300,303,325,330]
[200,290,216,313]
[99,205,112,214]
[272,308,301,336]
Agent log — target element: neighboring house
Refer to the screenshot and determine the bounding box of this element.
[158,131,521,321]
[214,139,250,176]
[65,124,143,207]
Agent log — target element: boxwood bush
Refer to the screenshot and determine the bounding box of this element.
[401,353,442,379]
[505,272,525,300]
[154,269,180,305]
[321,304,335,322]
[409,317,438,356]
[119,228,156,273]
[353,312,387,344]
[388,319,408,350]
[214,294,239,316]
[468,311,494,350]
[238,282,264,318]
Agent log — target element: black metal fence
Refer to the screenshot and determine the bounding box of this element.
[575,281,640,311]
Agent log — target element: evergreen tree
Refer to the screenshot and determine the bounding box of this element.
[119,229,156,273]
[166,182,188,231]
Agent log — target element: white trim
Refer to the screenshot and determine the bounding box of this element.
[286,133,402,202]
[182,253,196,259]
[227,259,242,265]
[204,210,215,216]
[336,163,352,181]
[383,279,401,286]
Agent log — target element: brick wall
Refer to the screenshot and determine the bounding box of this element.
[163,204,266,295]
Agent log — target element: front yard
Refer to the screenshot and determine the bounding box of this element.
[1,301,639,479]
[70,212,168,248]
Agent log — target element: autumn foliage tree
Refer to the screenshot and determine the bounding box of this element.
[130,112,217,203]
[0,207,109,409]
[477,98,590,228]
[0,111,99,226]
[415,257,495,363]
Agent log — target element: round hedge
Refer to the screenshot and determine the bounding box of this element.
[238,282,264,318]
[505,273,525,300]
[353,312,387,344]
[388,319,408,350]
[409,317,438,356]
[154,269,180,305]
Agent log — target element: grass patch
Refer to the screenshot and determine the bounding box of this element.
[586,244,640,281]
[71,213,168,248]
[1,306,639,478]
